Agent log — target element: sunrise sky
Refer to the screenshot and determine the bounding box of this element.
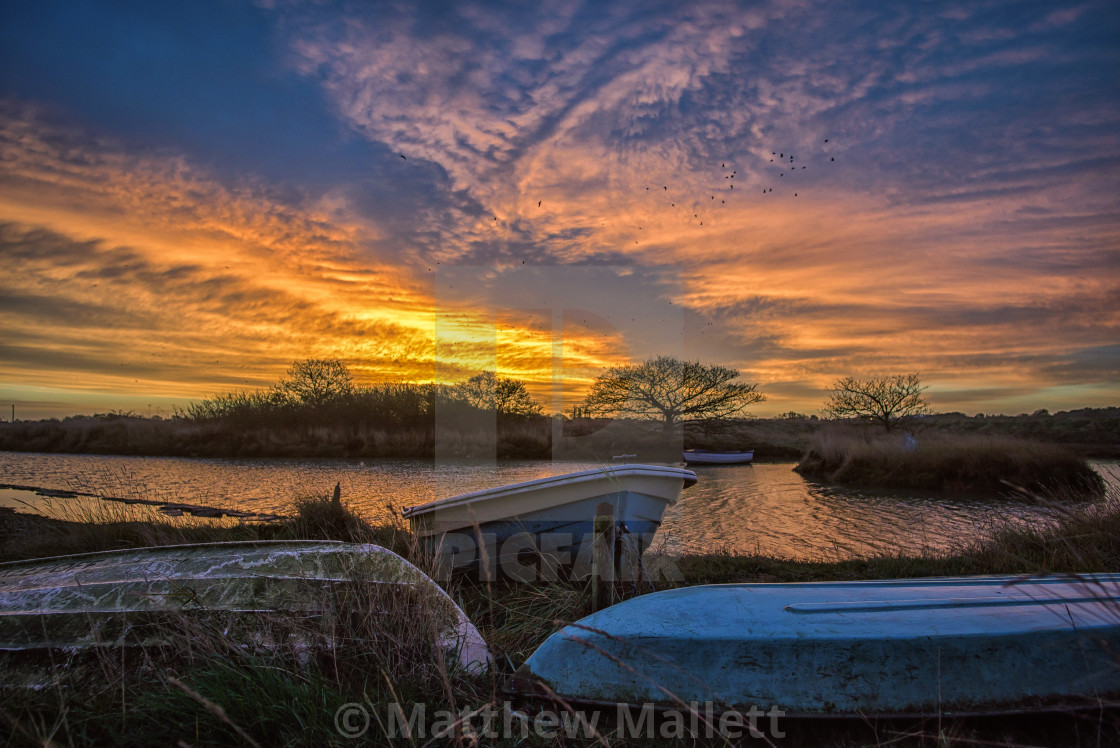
[1,0,1117,420]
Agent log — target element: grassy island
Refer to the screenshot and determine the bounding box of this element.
[795,429,1106,495]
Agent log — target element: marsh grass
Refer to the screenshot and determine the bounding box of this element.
[0,493,256,564]
[3,604,482,747]
[796,427,1105,495]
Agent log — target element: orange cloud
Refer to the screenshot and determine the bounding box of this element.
[0,106,630,412]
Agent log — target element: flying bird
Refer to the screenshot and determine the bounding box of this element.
[399,154,406,159]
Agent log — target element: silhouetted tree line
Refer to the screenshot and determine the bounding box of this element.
[183,360,543,431]
[0,359,1115,460]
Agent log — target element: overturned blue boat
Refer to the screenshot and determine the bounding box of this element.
[516,574,1120,716]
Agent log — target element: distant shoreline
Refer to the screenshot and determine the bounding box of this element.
[1,408,1117,461]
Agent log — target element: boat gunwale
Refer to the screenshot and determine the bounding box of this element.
[508,687,1118,720]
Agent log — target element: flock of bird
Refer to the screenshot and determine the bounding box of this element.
[658,138,837,221]
[614,139,839,239]
[401,137,837,260]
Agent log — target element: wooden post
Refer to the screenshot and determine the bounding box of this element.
[592,501,615,612]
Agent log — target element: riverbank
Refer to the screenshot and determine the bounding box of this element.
[3,488,1118,746]
[1,407,1117,463]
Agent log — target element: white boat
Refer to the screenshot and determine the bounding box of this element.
[0,541,490,674]
[402,465,696,579]
[515,574,1120,716]
[683,449,754,465]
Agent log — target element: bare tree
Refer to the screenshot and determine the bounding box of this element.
[583,356,765,432]
[456,371,542,416]
[823,373,930,431]
[277,359,354,408]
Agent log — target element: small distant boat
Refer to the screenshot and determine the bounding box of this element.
[683,449,754,465]
[516,575,1120,716]
[0,541,489,673]
[402,465,696,578]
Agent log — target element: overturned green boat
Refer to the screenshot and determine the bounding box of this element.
[516,574,1120,716]
[0,540,489,674]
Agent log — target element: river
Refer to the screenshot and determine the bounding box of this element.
[1,451,1114,560]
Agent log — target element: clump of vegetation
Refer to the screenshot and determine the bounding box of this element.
[181,359,552,459]
[795,428,1104,495]
[800,372,1106,494]
[922,407,1120,459]
[0,499,261,564]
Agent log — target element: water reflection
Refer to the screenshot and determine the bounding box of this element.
[658,463,1076,560]
[1,452,1113,560]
